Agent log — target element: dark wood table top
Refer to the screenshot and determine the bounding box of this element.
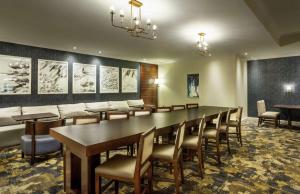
[12,112,58,122]
[85,108,117,113]
[50,106,232,154]
[273,104,300,110]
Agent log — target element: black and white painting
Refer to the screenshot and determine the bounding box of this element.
[187,74,199,98]
[73,63,96,93]
[0,54,31,95]
[38,59,68,94]
[122,68,137,93]
[99,66,119,93]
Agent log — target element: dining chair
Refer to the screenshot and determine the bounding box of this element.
[21,119,65,165]
[151,122,185,194]
[203,112,222,164]
[228,106,244,146]
[257,100,280,128]
[186,103,199,109]
[156,106,172,112]
[182,115,205,178]
[73,115,100,125]
[172,105,186,111]
[219,109,234,153]
[95,126,156,194]
[107,111,132,158]
[133,109,152,116]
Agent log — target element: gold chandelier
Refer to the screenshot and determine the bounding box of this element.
[197,33,211,56]
[110,0,158,40]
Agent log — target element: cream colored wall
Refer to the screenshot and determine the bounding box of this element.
[158,55,237,107]
[235,55,248,117]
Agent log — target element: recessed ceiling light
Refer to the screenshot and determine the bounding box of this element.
[143,58,146,61]
[73,46,77,50]
[98,51,102,54]
[244,52,248,56]
[208,53,212,57]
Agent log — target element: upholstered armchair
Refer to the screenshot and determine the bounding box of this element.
[257,100,280,128]
[21,119,65,165]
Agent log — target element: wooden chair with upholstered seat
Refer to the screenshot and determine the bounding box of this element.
[219,109,235,153]
[133,109,152,117]
[106,111,132,158]
[172,105,186,111]
[156,106,172,112]
[151,122,185,194]
[186,103,199,109]
[257,100,280,128]
[228,106,243,146]
[21,119,65,165]
[95,126,156,194]
[203,112,223,164]
[182,115,206,178]
[73,115,100,125]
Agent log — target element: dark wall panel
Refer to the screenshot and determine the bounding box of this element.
[0,42,141,107]
[248,56,300,119]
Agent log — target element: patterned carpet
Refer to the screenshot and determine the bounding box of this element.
[0,118,300,194]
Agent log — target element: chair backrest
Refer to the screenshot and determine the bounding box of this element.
[186,103,199,109]
[215,112,222,136]
[25,119,65,135]
[172,105,186,111]
[133,109,152,117]
[174,121,186,158]
[197,115,206,148]
[135,126,156,178]
[257,100,266,116]
[236,106,243,122]
[156,106,172,113]
[73,115,100,125]
[107,112,129,120]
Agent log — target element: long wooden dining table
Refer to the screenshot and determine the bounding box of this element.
[50,106,234,194]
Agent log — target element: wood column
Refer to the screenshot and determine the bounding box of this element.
[140,64,158,107]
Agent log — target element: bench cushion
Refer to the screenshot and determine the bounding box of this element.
[0,124,25,147]
[22,105,60,117]
[85,102,109,109]
[108,101,130,111]
[58,103,87,119]
[0,106,21,117]
[127,99,144,107]
[0,117,18,127]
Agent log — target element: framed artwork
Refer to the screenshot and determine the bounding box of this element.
[73,63,96,93]
[187,74,199,98]
[0,54,31,95]
[38,59,68,94]
[99,66,119,93]
[122,68,138,93]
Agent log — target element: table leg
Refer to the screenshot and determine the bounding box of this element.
[81,154,100,194]
[287,109,292,129]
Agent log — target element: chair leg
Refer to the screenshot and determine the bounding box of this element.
[239,124,243,146]
[147,166,153,193]
[274,118,278,128]
[201,147,205,168]
[257,118,260,127]
[173,161,180,194]
[134,178,141,194]
[205,138,208,150]
[114,180,119,194]
[95,175,101,194]
[106,151,109,159]
[197,149,204,178]
[216,141,221,164]
[21,151,24,158]
[180,154,184,184]
[226,133,231,154]
[169,163,173,174]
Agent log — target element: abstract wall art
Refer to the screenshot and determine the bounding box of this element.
[122,68,138,93]
[72,63,96,94]
[187,74,199,98]
[38,59,68,94]
[99,66,119,93]
[0,54,31,95]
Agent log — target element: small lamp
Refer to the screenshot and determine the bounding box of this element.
[154,78,161,87]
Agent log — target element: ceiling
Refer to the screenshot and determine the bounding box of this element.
[0,0,299,64]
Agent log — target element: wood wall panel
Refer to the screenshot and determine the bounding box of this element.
[140,64,158,106]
